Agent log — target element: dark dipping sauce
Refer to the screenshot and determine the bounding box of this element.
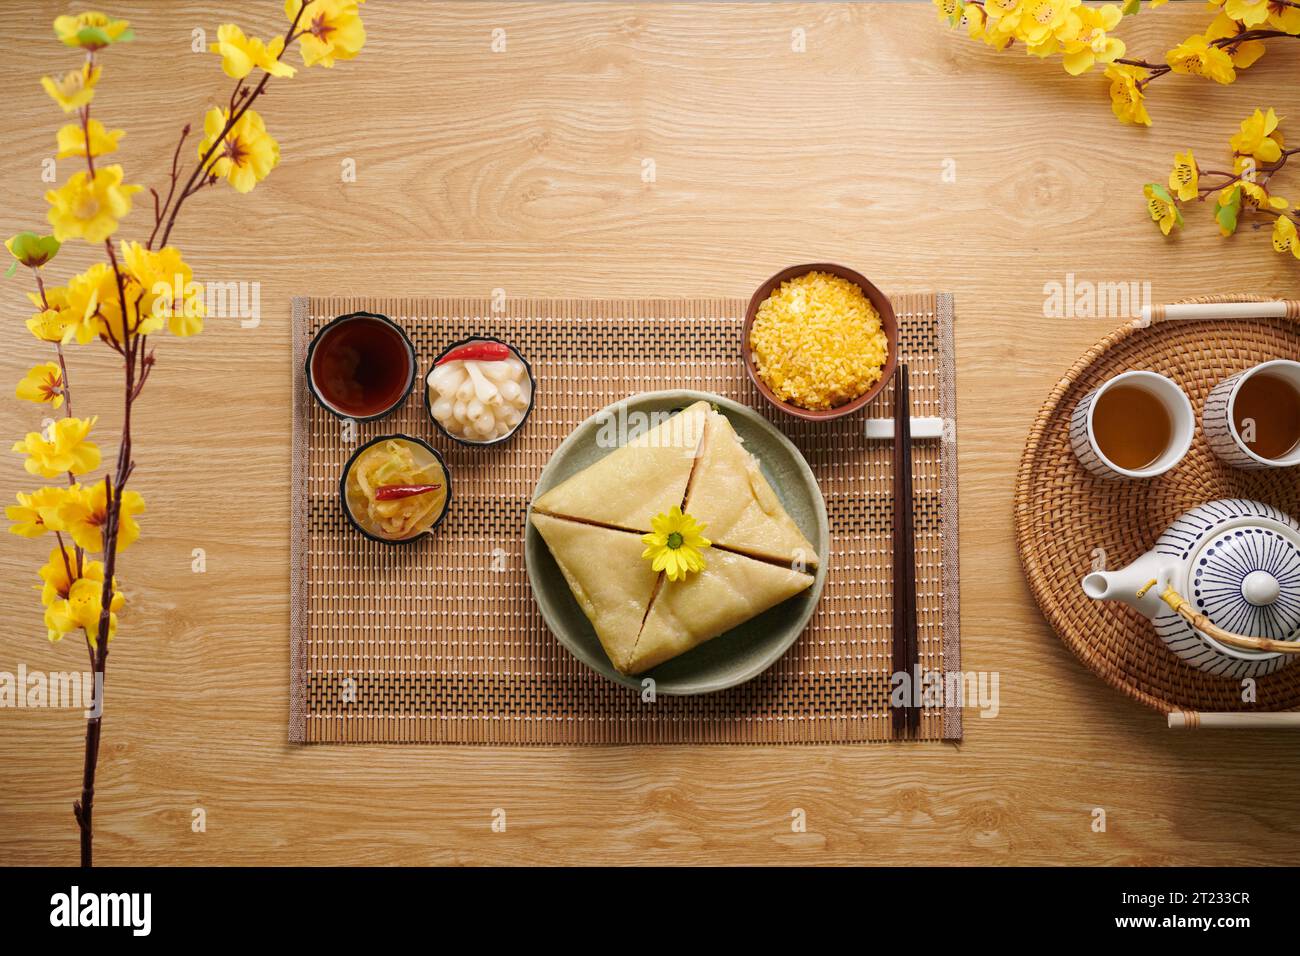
[310,316,412,418]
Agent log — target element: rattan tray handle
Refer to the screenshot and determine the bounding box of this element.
[1137,580,1300,655]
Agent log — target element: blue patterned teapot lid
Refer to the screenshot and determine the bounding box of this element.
[1189,524,1300,642]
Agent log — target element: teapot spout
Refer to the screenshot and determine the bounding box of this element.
[1082,551,1175,616]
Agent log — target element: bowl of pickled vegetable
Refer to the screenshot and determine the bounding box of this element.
[340,435,451,544]
[424,336,536,446]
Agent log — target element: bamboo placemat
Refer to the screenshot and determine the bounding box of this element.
[1016,297,1300,715]
[290,294,961,744]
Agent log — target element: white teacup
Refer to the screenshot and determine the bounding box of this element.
[1204,360,1300,470]
[1070,371,1195,480]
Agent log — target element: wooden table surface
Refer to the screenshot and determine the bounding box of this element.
[3,2,1299,866]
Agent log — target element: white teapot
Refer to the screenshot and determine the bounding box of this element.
[1082,499,1300,678]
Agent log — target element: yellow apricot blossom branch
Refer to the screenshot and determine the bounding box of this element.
[934,0,1300,126]
[1143,108,1300,261]
[5,1,368,867]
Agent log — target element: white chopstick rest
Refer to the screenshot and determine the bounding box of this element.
[864,416,945,440]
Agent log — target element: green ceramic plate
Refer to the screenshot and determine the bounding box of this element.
[524,389,829,695]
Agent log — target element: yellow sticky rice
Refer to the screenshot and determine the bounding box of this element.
[749,271,889,410]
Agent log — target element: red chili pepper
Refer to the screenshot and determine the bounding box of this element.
[434,342,511,366]
[374,483,442,501]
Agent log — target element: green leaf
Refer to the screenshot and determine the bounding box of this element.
[1147,182,1175,205]
[4,260,16,278]
[5,232,60,268]
[75,25,111,47]
[114,27,135,43]
[1122,0,1141,15]
[1214,187,1242,236]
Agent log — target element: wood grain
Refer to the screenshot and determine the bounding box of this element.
[2,2,1299,866]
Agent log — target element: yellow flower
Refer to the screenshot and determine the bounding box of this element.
[1231,108,1284,164]
[1018,0,1081,50]
[1169,150,1199,202]
[40,64,101,113]
[37,546,123,644]
[641,506,711,582]
[984,0,1022,18]
[119,241,205,336]
[289,0,367,68]
[198,107,280,193]
[56,118,125,159]
[1273,216,1300,259]
[7,487,71,538]
[61,262,124,343]
[16,362,65,409]
[1240,178,1289,211]
[1269,3,1300,34]
[1166,35,1236,84]
[963,3,988,38]
[53,11,132,50]
[1225,0,1272,26]
[1062,4,1125,75]
[13,416,100,478]
[1144,183,1183,236]
[211,23,296,80]
[1105,64,1152,126]
[934,0,962,23]
[58,480,145,553]
[25,287,75,342]
[45,165,142,243]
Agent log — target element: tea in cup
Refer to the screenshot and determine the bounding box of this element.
[1204,360,1300,470]
[1070,371,1195,480]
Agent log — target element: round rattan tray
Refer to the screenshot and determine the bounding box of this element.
[1015,295,1300,714]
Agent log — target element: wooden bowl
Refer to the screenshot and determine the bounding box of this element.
[742,263,899,421]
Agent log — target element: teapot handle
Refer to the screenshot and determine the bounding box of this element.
[1138,580,1300,655]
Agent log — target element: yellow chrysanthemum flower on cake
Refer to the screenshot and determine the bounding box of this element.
[13,416,101,478]
[211,23,296,80]
[197,107,280,193]
[56,119,125,159]
[641,507,711,582]
[1104,64,1152,127]
[40,64,100,113]
[288,0,367,68]
[45,165,142,243]
[1166,35,1237,85]
[16,362,65,409]
[53,11,132,50]
[6,487,72,538]
[58,480,145,553]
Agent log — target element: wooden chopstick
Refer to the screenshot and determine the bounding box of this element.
[891,363,920,737]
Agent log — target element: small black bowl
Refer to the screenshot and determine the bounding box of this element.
[338,434,453,546]
[305,311,417,423]
[422,335,537,447]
